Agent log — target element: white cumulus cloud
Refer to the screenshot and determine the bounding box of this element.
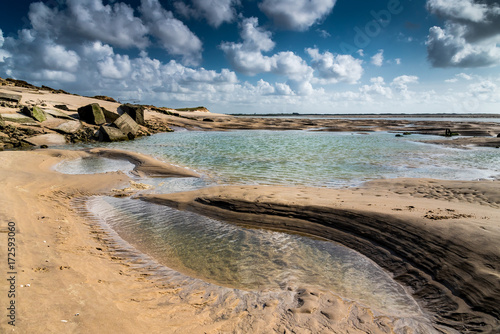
[426,0,500,67]
[427,0,493,22]
[360,77,392,99]
[140,0,203,66]
[306,48,363,84]
[174,0,240,27]
[371,49,384,67]
[259,0,336,31]
[220,17,313,82]
[29,0,150,49]
[0,29,9,62]
[391,75,419,99]
[42,44,80,72]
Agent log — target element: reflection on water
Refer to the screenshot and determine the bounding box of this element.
[87,195,422,317]
[54,157,135,175]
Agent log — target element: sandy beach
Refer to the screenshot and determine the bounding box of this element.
[1,82,500,333]
[0,147,498,333]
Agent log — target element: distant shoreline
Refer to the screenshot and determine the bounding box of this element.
[230,112,500,118]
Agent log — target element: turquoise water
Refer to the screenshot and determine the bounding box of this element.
[87,196,422,316]
[88,130,500,187]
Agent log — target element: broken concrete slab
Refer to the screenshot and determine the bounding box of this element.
[102,107,120,123]
[98,125,128,142]
[119,104,145,125]
[44,109,75,120]
[24,133,67,146]
[1,113,36,123]
[114,113,139,137]
[54,104,70,111]
[0,92,22,104]
[52,120,82,134]
[22,106,47,122]
[77,103,105,125]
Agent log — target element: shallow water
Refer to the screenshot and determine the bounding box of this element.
[54,156,135,175]
[87,195,422,317]
[86,130,500,187]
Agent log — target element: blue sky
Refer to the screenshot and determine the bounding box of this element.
[0,0,499,114]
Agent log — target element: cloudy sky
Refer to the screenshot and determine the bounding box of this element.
[0,0,499,114]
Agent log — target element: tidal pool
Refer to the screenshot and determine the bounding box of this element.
[87,195,423,317]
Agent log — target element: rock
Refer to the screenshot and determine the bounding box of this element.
[203,118,215,122]
[144,120,173,134]
[113,113,139,137]
[1,113,36,124]
[77,103,106,125]
[65,127,98,143]
[0,92,22,104]
[497,133,500,138]
[24,134,66,146]
[54,104,70,111]
[98,125,128,142]
[21,106,47,122]
[53,121,82,134]
[93,95,118,103]
[0,114,4,128]
[119,104,145,125]
[102,107,120,123]
[395,134,403,137]
[44,109,75,120]
[5,78,38,89]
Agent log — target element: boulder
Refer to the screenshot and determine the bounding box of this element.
[102,107,120,123]
[119,104,145,125]
[98,125,128,142]
[77,103,106,125]
[113,113,139,137]
[0,92,22,104]
[21,106,47,122]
